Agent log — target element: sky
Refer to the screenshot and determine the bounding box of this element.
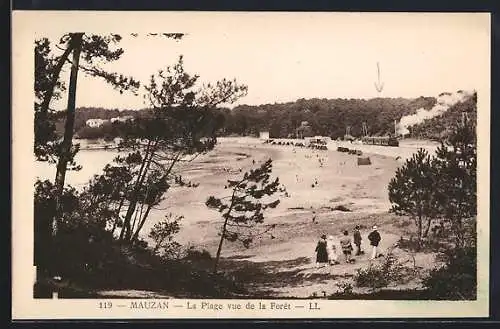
[42,13,490,111]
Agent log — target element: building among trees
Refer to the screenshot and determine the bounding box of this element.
[296,121,314,139]
[85,118,107,128]
[110,115,134,123]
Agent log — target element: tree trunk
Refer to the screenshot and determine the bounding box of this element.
[121,140,155,240]
[130,206,141,239]
[423,217,432,238]
[125,151,181,242]
[39,40,75,122]
[213,217,228,274]
[111,198,125,236]
[131,204,153,243]
[52,33,83,237]
[455,217,465,248]
[213,182,241,274]
[130,185,152,242]
[416,216,423,251]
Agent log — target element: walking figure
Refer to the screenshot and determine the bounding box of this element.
[326,235,340,265]
[368,225,381,260]
[339,230,354,263]
[353,225,363,256]
[315,234,329,267]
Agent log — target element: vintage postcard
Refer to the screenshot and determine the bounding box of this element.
[12,11,491,319]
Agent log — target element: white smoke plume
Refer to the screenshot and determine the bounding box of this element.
[396,90,475,136]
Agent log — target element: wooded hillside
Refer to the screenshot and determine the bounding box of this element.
[57,93,477,141]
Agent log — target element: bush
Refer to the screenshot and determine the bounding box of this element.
[355,265,390,289]
[34,179,115,279]
[335,280,354,295]
[422,246,477,300]
[184,247,213,261]
[354,253,413,290]
[396,236,448,253]
[394,218,412,228]
[148,213,183,259]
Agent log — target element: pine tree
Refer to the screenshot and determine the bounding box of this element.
[206,159,282,274]
[388,148,441,249]
[433,116,477,248]
[113,56,248,243]
[34,33,180,279]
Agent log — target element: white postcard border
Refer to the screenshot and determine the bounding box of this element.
[11,11,491,319]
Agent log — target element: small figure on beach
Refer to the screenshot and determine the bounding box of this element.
[315,234,329,267]
[326,235,340,265]
[339,230,354,263]
[353,225,364,256]
[368,225,382,260]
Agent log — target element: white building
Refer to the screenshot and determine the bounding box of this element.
[259,131,270,140]
[110,115,134,123]
[86,118,108,128]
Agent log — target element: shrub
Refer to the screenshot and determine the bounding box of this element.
[354,252,413,290]
[184,247,213,261]
[148,213,183,259]
[355,265,390,289]
[335,280,354,295]
[396,235,448,253]
[394,218,412,228]
[422,245,477,300]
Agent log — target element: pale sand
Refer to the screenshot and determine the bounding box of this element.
[35,137,440,297]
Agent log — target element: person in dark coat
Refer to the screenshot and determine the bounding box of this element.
[315,234,329,267]
[368,225,381,259]
[353,225,363,256]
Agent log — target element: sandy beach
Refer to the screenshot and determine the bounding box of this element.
[35,137,442,297]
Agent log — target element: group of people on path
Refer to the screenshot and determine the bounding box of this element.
[314,225,382,266]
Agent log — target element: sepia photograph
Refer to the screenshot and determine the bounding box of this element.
[12,11,490,319]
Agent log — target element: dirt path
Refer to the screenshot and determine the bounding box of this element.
[217,224,435,298]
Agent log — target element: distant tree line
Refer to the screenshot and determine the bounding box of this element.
[67,96,441,140]
[225,96,437,139]
[64,94,477,142]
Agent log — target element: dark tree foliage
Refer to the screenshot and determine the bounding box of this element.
[388,110,476,249]
[412,92,477,141]
[148,213,183,258]
[433,116,477,248]
[34,33,187,279]
[106,56,248,243]
[422,245,477,300]
[220,96,437,138]
[34,33,143,163]
[80,160,136,235]
[206,159,282,274]
[62,95,441,141]
[387,111,477,299]
[34,179,115,279]
[34,38,67,161]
